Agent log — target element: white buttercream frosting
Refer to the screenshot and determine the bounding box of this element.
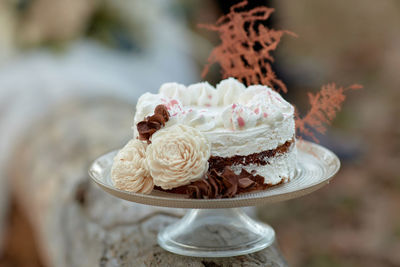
[133,78,295,157]
[204,119,295,157]
[188,82,219,107]
[231,146,297,185]
[216,77,246,105]
[159,82,191,105]
[146,124,211,190]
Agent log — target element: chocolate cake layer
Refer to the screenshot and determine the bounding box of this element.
[209,138,295,172]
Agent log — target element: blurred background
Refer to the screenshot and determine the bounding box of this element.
[0,0,398,266]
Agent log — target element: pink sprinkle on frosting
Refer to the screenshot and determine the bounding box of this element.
[254,107,260,114]
[208,94,212,99]
[232,103,237,109]
[263,112,268,118]
[170,99,179,106]
[237,117,245,127]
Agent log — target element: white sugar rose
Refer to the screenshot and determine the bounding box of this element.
[146,124,211,190]
[111,139,154,194]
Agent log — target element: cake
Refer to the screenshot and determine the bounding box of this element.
[111,78,296,198]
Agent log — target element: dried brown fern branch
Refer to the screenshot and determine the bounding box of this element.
[199,0,296,93]
[295,83,363,142]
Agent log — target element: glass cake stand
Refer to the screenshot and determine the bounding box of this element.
[88,141,340,257]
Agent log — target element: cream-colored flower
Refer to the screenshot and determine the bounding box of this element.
[146,124,211,190]
[111,139,154,194]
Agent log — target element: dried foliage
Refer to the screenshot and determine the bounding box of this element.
[201,0,362,140]
[199,0,295,93]
[295,84,362,142]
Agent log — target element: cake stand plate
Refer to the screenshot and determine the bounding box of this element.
[89,141,340,257]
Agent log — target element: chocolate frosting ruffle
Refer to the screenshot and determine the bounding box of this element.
[137,104,169,143]
[162,167,269,199]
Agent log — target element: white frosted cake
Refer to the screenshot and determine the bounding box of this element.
[112,78,296,198]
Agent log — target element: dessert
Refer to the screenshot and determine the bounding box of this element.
[112,77,296,198]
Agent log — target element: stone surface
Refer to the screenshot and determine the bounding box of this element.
[8,97,287,266]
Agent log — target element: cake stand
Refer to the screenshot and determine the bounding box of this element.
[88,141,340,257]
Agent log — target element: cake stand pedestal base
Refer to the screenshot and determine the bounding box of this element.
[157,208,275,257]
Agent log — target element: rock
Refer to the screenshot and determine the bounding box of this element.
[8,97,287,266]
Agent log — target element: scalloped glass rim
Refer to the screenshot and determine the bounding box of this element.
[88,141,340,209]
